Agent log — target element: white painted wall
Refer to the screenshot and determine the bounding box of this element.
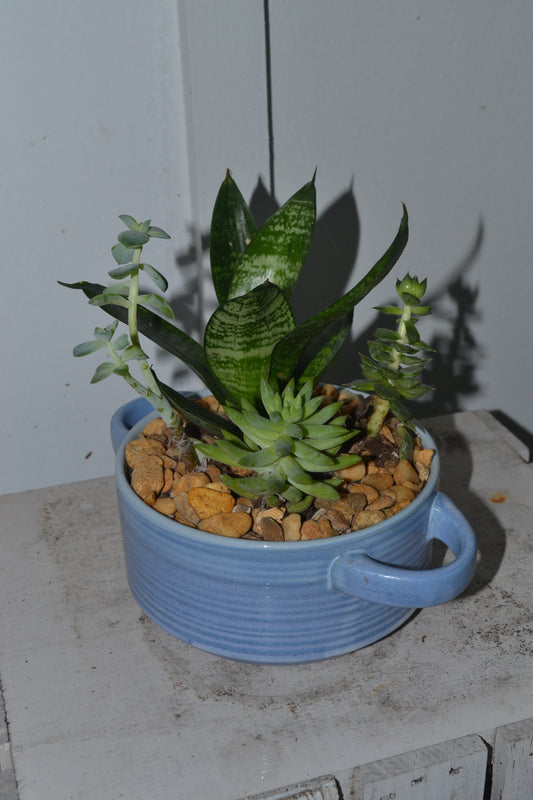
[2,0,532,495]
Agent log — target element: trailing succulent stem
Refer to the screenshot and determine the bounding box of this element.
[350,274,433,458]
[61,217,197,467]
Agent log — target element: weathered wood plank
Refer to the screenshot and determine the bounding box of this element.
[491,717,533,800]
[352,735,488,800]
[242,775,339,800]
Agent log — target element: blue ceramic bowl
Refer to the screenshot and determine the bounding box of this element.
[111,398,477,664]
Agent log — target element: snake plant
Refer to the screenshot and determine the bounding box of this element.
[61,171,410,508]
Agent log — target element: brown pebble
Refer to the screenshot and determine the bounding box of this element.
[142,418,168,438]
[188,486,235,519]
[153,497,177,516]
[171,471,210,495]
[282,513,302,541]
[347,483,379,503]
[125,438,165,469]
[258,516,284,541]
[334,461,366,482]
[131,455,164,506]
[393,459,421,486]
[173,492,201,526]
[198,512,252,537]
[354,509,386,529]
[301,518,335,540]
[361,472,394,491]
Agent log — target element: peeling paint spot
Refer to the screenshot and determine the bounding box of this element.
[490,493,506,504]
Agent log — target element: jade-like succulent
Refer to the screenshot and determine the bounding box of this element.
[61,171,411,508]
[351,273,433,458]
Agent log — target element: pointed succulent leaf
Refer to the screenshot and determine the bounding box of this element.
[210,170,257,303]
[147,225,171,239]
[121,345,146,361]
[194,439,251,467]
[89,293,130,309]
[118,230,149,248]
[227,176,316,300]
[58,281,231,402]
[204,281,295,405]
[238,446,280,469]
[270,205,409,387]
[108,263,138,280]
[90,362,116,383]
[73,339,106,357]
[219,475,272,500]
[111,242,135,265]
[113,333,129,350]
[94,320,118,340]
[118,214,139,230]
[140,263,169,292]
[137,293,174,319]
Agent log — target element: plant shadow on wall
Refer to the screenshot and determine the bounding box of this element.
[159,184,505,593]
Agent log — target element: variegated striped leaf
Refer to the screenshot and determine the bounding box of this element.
[210,170,257,303]
[205,281,295,405]
[269,204,409,387]
[227,177,316,300]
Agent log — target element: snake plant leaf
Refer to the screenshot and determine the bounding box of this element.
[227,176,316,301]
[58,280,232,403]
[153,376,241,437]
[204,281,295,406]
[269,204,409,387]
[210,170,257,303]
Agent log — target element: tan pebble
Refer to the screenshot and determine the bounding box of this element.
[188,486,235,519]
[142,418,168,437]
[385,485,415,504]
[236,496,253,507]
[403,479,422,492]
[162,468,174,494]
[233,503,253,514]
[366,463,379,474]
[153,497,177,516]
[325,508,351,534]
[318,517,336,538]
[366,492,396,511]
[161,455,178,470]
[334,461,366,482]
[414,448,434,468]
[173,492,201,525]
[380,424,395,443]
[321,383,337,398]
[361,472,394,491]
[229,465,256,477]
[282,513,302,541]
[393,459,421,486]
[131,455,164,506]
[125,438,165,469]
[315,492,367,522]
[253,507,285,534]
[171,471,210,495]
[348,483,379,503]
[301,519,334,540]
[198,512,252,537]
[354,509,386,529]
[258,516,284,541]
[206,481,232,493]
[205,464,222,482]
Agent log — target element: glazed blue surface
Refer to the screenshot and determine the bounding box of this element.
[112,402,477,664]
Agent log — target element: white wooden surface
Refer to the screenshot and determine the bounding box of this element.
[491,718,533,800]
[0,410,532,800]
[352,734,488,799]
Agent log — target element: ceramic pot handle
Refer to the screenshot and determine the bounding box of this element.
[329,492,477,607]
[110,398,154,454]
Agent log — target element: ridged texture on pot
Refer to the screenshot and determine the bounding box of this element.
[114,407,476,664]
